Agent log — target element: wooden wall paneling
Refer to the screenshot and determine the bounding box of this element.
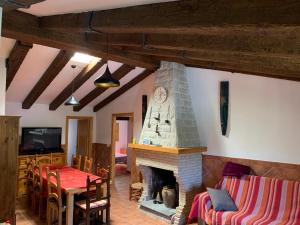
[92,143,111,173]
[202,155,300,188]
[0,116,20,225]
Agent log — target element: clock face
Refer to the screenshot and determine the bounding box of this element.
[154,86,167,104]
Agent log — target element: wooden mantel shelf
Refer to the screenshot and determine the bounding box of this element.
[128,143,207,155]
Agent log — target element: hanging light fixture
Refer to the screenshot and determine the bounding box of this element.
[65,65,80,106]
[94,33,120,87]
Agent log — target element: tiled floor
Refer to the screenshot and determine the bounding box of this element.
[16,174,170,225]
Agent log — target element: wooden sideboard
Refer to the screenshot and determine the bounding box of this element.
[17,152,65,197]
[0,116,20,225]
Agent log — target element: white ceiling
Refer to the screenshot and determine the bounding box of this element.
[2,37,145,110]
[21,0,176,16]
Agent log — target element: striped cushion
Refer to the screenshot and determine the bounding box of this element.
[75,199,108,210]
[191,175,300,225]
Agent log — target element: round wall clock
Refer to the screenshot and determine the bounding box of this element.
[154,86,168,104]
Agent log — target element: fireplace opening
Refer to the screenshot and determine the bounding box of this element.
[140,167,179,220]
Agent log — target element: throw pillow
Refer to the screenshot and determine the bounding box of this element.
[207,188,238,211]
[222,161,251,177]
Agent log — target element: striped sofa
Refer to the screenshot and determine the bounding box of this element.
[188,175,300,225]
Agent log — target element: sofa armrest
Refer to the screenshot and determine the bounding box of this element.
[199,192,212,214]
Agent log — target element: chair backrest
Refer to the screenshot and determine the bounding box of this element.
[33,164,43,191]
[36,155,51,166]
[85,167,110,211]
[72,154,82,170]
[46,167,62,208]
[96,166,111,203]
[83,156,93,173]
[26,159,35,187]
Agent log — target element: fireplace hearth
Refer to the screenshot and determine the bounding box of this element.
[139,167,178,220]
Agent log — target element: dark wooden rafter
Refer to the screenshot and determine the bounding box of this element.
[73,64,135,112]
[85,30,300,57]
[22,50,73,109]
[39,0,300,34]
[1,11,159,70]
[0,0,45,11]
[114,46,300,81]
[49,60,105,111]
[93,69,154,112]
[6,40,32,90]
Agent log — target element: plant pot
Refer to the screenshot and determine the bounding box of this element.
[162,185,177,208]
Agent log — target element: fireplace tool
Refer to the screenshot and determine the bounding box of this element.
[155,124,161,136]
[165,104,170,124]
[154,112,160,122]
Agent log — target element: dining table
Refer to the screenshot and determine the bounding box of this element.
[41,165,100,225]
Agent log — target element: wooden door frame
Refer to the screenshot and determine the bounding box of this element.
[111,112,134,181]
[65,116,93,164]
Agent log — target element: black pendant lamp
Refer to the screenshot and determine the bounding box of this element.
[65,65,80,106]
[94,33,120,87]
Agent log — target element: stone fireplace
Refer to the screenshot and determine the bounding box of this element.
[129,62,206,224]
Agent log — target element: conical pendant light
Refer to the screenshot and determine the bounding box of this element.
[65,65,80,106]
[94,33,120,88]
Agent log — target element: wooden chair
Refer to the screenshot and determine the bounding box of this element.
[33,164,47,219]
[36,155,51,166]
[83,156,93,173]
[26,159,35,207]
[46,167,66,225]
[72,154,82,170]
[75,167,111,225]
[129,172,143,201]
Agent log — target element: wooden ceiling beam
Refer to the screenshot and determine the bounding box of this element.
[2,11,159,70]
[0,0,45,11]
[6,40,32,90]
[158,56,300,82]
[22,50,73,109]
[119,46,300,81]
[73,64,135,112]
[87,28,300,57]
[49,60,105,111]
[93,69,154,112]
[39,0,300,34]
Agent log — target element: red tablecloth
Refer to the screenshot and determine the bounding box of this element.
[41,165,99,191]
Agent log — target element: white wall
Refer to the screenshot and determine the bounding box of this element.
[0,8,6,115]
[5,102,96,144]
[67,119,78,165]
[187,68,300,164]
[96,74,155,144]
[115,120,129,153]
[96,66,300,165]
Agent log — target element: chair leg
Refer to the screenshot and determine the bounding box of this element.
[86,212,90,225]
[129,186,132,201]
[58,209,62,225]
[106,207,110,225]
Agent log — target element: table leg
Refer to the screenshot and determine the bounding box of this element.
[66,192,74,225]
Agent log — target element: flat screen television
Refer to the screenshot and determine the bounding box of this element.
[20,127,63,155]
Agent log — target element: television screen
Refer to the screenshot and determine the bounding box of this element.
[20,127,62,155]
